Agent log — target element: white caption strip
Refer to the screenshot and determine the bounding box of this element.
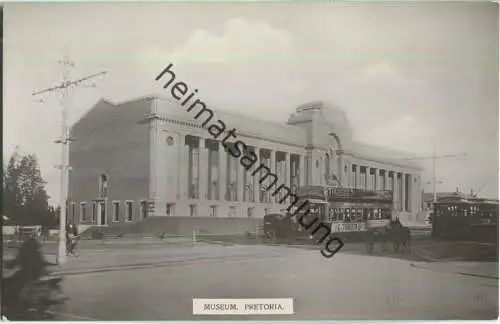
[193,298,294,315]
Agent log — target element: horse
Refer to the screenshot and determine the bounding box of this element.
[390,219,411,253]
[364,218,411,254]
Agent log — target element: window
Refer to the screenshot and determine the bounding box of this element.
[92,203,97,223]
[99,202,107,225]
[99,174,108,198]
[80,202,87,222]
[166,203,175,216]
[305,156,310,185]
[140,200,148,219]
[209,206,217,217]
[125,201,133,222]
[247,207,254,218]
[189,204,197,217]
[328,208,335,222]
[112,201,120,222]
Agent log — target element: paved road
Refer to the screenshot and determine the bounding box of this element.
[52,245,497,321]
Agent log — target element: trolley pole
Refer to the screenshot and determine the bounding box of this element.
[403,145,467,205]
[32,55,107,265]
[432,144,438,203]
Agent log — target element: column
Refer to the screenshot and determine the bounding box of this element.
[367,167,371,190]
[179,143,189,200]
[299,155,305,187]
[218,143,227,201]
[285,152,291,204]
[254,149,260,203]
[393,172,398,208]
[373,168,378,191]
[306,151,313,185]
[384,170,389,191]
[270,150,276,203]
[407,174,412,213]
[237,159,244,202]
[402,173,406,212]
[319,155,324,185]
[198,138,208,200]
[347,162,352,188]
[355,164,360,189]
[338,152,344,185]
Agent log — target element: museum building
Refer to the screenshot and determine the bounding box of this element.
[69,95,423,227]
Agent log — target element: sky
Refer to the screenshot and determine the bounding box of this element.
[4,2,499,204]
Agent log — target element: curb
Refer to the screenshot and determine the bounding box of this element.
[409,263,499,280]
[413,250,463,263]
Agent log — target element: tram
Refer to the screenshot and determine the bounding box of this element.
[432,196,499,242]
[291,185,395,238]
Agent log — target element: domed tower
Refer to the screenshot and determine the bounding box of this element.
[287,101,353,186]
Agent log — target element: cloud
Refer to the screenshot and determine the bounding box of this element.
[170,18,294,65]
[357,62,406,87]
[357,114,432,155]
[130,18,307,122]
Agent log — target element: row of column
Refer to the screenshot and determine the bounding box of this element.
[348,163,412,212]
[180,136,307,205]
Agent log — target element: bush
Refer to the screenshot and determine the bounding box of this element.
[91,229,104,240]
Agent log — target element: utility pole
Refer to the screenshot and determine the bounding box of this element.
[403,144,467,203]
[32,55,107,265]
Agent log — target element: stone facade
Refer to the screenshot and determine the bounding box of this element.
[69,95,423,226]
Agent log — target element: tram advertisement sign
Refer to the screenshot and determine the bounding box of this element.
[366,219,390,228]
[331,222,367,233]
[326,187,393,201]
[297,186,393,202]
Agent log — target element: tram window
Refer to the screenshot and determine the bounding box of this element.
[356,208,363,222]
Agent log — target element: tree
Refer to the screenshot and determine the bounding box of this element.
[3,148,23,224]
[2,150,51,225]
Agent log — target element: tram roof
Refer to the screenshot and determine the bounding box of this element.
[434,198,499,205]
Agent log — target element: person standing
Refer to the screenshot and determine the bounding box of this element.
[65,222,79,257]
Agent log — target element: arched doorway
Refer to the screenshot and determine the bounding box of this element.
[327,133,342,186]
